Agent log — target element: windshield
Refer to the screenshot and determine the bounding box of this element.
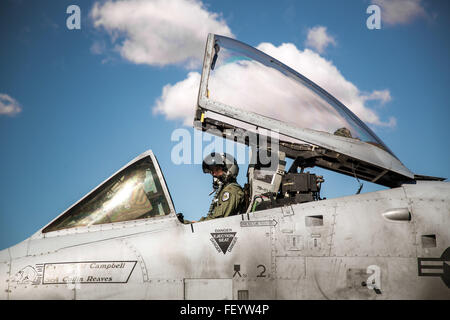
[207,35,394,156]
[43,156,171,233]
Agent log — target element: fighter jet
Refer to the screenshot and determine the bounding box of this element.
[1,34,448,300]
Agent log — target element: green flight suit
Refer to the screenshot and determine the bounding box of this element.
[199,182,245,222]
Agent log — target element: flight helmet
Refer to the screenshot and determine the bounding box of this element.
[202,152,239,182]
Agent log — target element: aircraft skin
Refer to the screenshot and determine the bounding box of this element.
[1,34,449,300]
[0,170,449,299]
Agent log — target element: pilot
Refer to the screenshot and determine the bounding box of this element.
[186,153,245,223]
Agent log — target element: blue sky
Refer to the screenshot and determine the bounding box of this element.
[1,0,449,250]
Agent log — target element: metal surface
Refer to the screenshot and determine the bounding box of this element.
[0,161,449,299]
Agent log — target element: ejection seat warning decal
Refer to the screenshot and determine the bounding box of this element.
[210,229,237,254]
[42,261,137,284]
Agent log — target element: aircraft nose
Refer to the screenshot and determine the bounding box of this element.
[0,248,10,300]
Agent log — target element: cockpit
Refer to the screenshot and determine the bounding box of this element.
[41,34,445,233]
[191,34,447,214]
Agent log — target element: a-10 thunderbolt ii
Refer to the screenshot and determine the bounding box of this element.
[1,34,448,300]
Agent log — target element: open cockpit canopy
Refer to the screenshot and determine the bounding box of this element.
[194,34,426,188]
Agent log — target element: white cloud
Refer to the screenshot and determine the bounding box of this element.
[372,0,428,25]
[0,94,22,116]
[153,71,201,125]
[362,90,392,105]
[153,42,396,137]
[305,26,336,54]
[91,0,233,68]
